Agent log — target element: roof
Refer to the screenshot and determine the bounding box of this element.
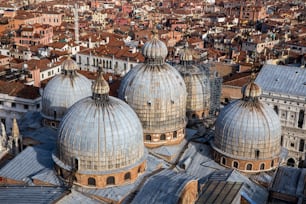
[0,146,60,185]
[0,80,40,99]
[270,166,306,197]
[131,169,197,204]
[57,189,103,204]
[196,181,243,204]
[255,64,306,97]
[0,186,66,204]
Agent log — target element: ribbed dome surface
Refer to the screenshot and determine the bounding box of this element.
[142,37,168,64]
[56,96,145,172]
[119,64,187,134]
[176,64,210,112]
[41,72,91,122]
[214,100,281,160]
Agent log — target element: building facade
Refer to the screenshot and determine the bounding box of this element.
[256,64,306,167]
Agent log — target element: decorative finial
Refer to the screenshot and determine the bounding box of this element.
[151,10,159,39]
[92,67,110,102]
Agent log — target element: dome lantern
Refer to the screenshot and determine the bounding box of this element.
[91,69,110,102]
[61,56,78,76]
[141,29,168,65]
[180,41,193,65]
[241,73,262,101]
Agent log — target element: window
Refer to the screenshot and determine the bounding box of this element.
[36,104,40,109]
[124,172,131,180]
[299,139,305,152]
[0,101,3,105]
[255,150,260,158]
[298,110,304,128]
[145,135,151,141]
[88,177,96,186]
[221,157,226,165]
[54,111,57,120]
[280,136,283,146]
[11,103,16,108]
[291,143,295,147]
[106,176,115,185]
[273,105,278,115]
[246,164,252,170]
[233,161,239,168]
[173,131,177,138]
[160,134,166,141]
[24,104,29,109]
[260,163,265,170]
[271,160,274,168]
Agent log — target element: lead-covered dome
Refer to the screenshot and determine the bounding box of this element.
[41,57,91,128]
[119,32,187,148]
[176,42,210,121]
[212,79,281,173]
[53,71,146,188]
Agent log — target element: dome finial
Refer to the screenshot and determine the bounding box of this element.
[92,67,110,101]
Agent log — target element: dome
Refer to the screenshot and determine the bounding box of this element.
[62,57,79,71]
[119,34,187,148]
[179,42,193,62]
[53,71,146,188]
[41,58,91,128]
[141,34,168,64]
[176,44,210,120]
[212,81,281,172]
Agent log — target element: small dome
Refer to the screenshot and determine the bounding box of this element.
[91,71,110,97]
[41,59,91,124]
[62,57,78,71]
[142,35,168,64]
[241,81,262,98]
[179,42,193,62]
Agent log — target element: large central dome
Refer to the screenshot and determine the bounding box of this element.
[118,32,187,148]
[53,71,146,188]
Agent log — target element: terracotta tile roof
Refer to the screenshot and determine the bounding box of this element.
[0,80,40,99]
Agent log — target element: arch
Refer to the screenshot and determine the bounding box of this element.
[271,160,274,168]
[246,163,253,171]
[233,161,239,168]
[160,134,166,141]
[173,131,177,138]
[124,172,131,180]
[287,158,295,167]
[255,149,260,158]
[221,157,226,165]
[145,135,151,141]
[88,177,96,186]
[106,176,115,185]
[192,114,197,119]
[260,163,265,170]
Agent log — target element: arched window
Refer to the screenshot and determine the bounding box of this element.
[145,135,151,141]
[106,176,115,185]
[260,163,265,170]
[233,161,239,168]
[53,111,57,120]
[160,134,166,140]
[255,150,260,158]
[192,114,196,119]
[287,158,295,167]
[88,177,96,186]
[74,158,78,170]
[246,163,253,170]
[221,157,226,165]
[124,172,131,180]
[173,131,177,138]
[271,160,274,168]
